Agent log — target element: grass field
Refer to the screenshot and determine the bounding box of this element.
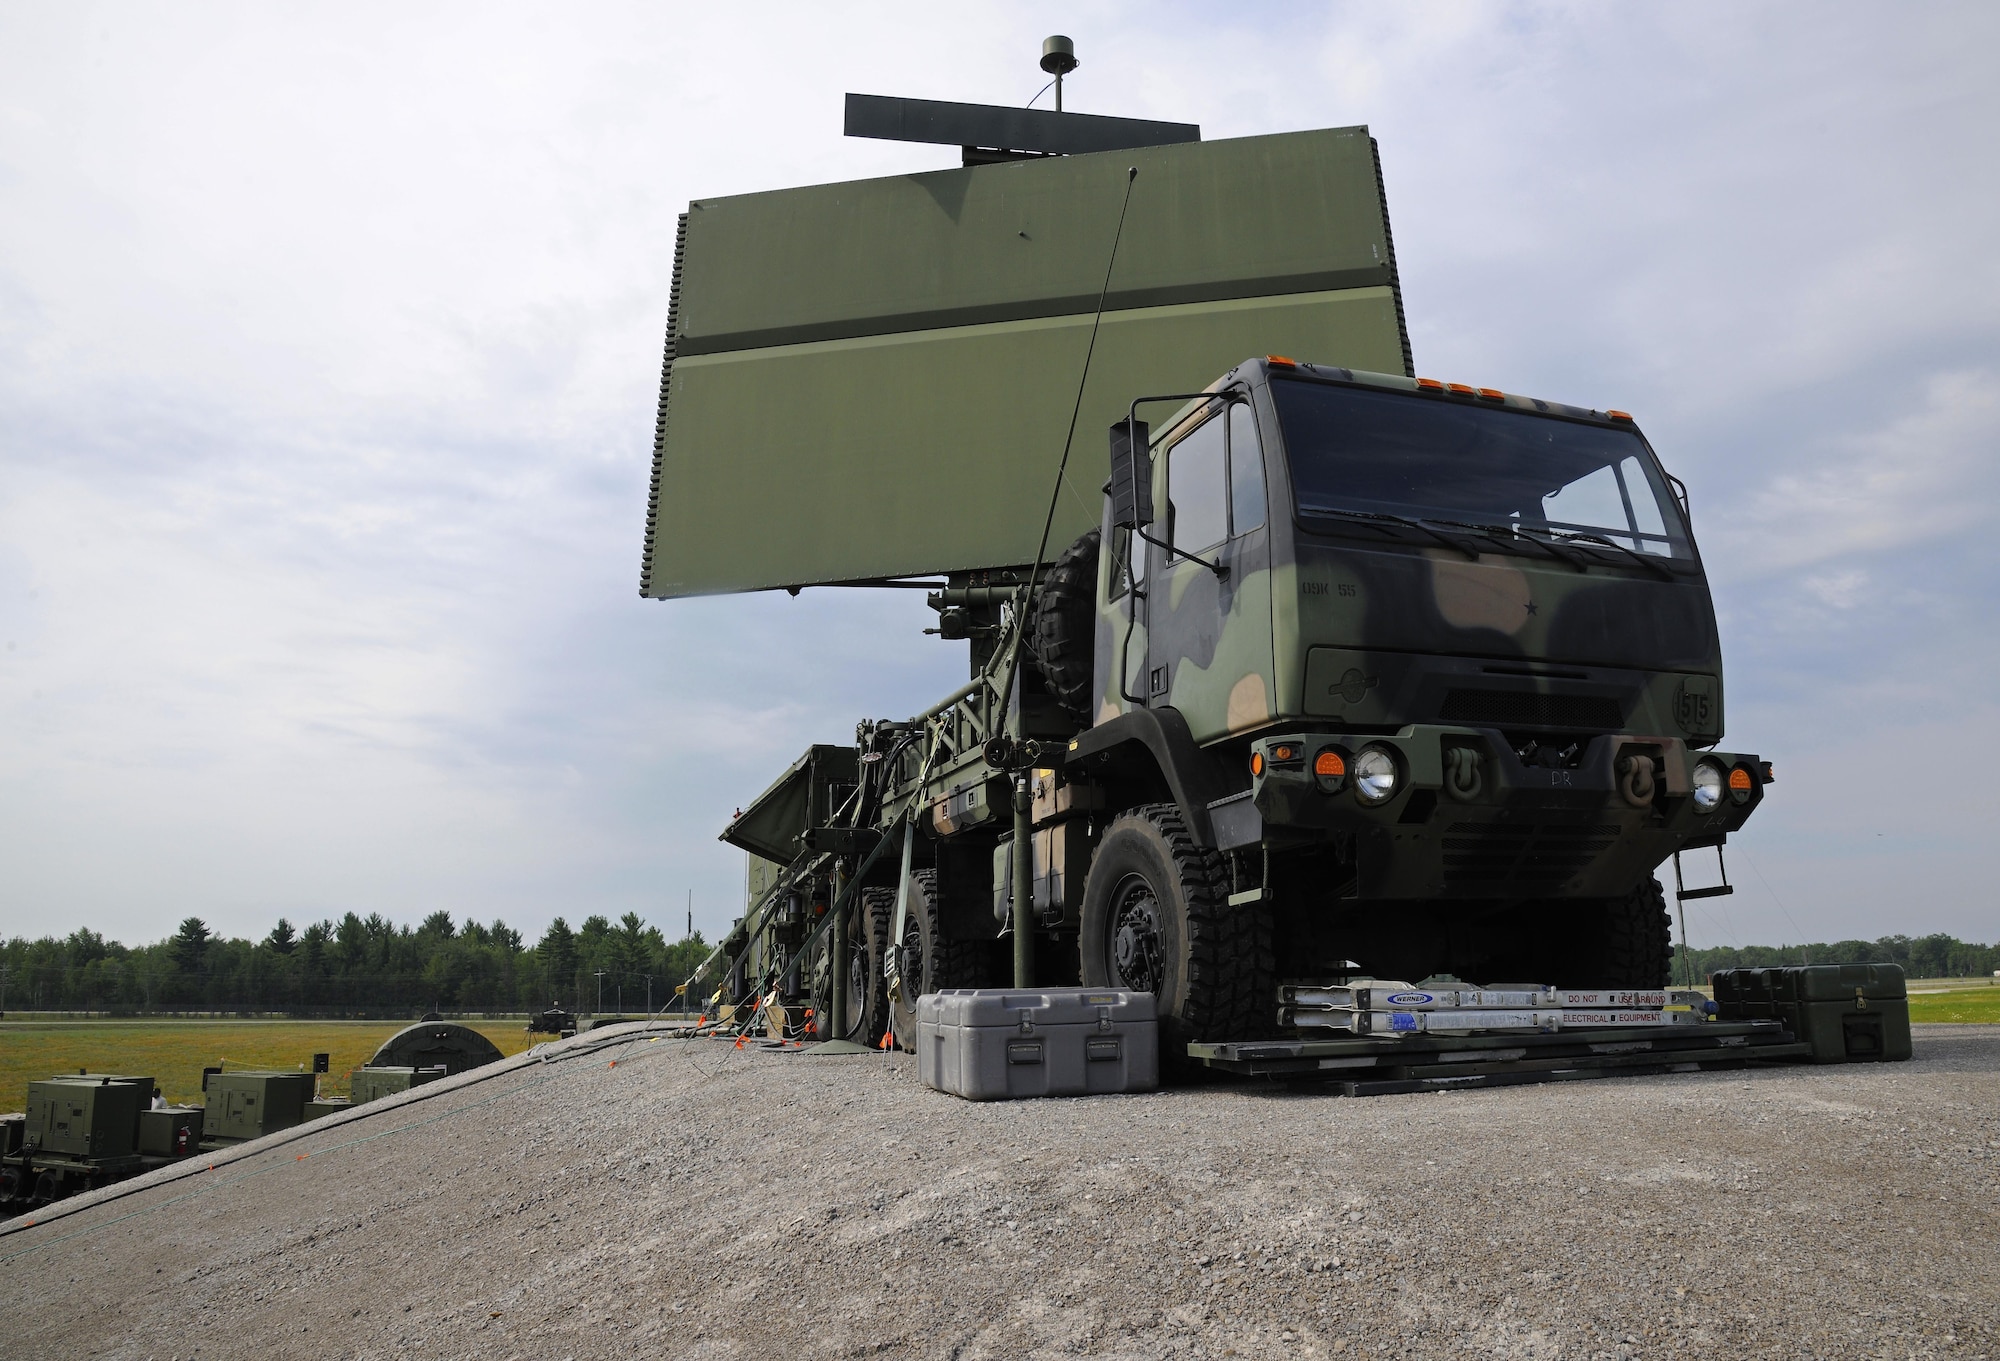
[0,1019,541,1111]
[1908,988,2000,1024]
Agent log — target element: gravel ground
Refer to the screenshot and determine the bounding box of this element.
[2,1024,1995,1361]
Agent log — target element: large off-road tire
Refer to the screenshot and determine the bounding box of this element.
[1585,875,1674,988]
[811,893,888,1046]
[1078,804,1274,1071]
[1529,876,1673,989]
[1029,529,1100,721]
[884,870,999,1051]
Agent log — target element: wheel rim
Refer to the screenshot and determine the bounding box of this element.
[843,931,869,1035]
[895,914,924,1001]
[1107,873,1165,994]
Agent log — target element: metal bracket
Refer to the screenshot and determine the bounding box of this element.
[883,817,918,1004]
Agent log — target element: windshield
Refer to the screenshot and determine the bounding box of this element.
[1271,380,1693,561]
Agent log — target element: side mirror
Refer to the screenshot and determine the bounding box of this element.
[1108,417,1153,530]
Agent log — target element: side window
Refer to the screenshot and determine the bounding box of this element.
[1166,414,1228,554]
[1617,456,1671,554]
[1542,464,1627,536]
[1106,524,1131,600]
[1228,401,1266,535]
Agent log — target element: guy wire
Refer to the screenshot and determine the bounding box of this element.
[1023,165,1139,613]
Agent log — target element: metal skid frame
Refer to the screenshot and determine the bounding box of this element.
[1187,1020,1809,1096]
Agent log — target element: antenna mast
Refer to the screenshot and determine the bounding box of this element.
[1041,35,1078,113]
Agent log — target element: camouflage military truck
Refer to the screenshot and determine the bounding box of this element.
[644,84,1768,1062]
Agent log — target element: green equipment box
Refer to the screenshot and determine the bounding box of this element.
[1,1112,26,1156]
[25,1076,149,1159]
[303,1097,352,1122]
[350,1065,445,1106]
[1787,963,1912,1063]
[1712,964,1911,1063]
[137,1106,203,1157]
[1711,968,1776,1019]
[202,1071,315,1144]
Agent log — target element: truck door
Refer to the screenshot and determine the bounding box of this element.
[1145,396,1276,743]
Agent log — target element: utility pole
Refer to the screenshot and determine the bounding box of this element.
[593,969,607,1017]
[642,974,655,1016]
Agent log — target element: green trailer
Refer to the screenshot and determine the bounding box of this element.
[1,1073,199,1206]
[200,1071,316,1148]
[350,1066,445,1105]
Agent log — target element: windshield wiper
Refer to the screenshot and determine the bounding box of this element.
[1424,517,1590,572]
[1302,505,1673,579]
[1299,505,1480,560]
[1540,529,1678,581]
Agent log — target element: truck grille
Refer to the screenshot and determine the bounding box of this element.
[1439,689,1624,729]
[1440,821,1621,887]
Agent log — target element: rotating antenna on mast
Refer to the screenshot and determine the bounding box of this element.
[1040,36,1079,113]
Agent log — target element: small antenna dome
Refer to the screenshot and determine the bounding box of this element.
[1040,35,1078,76]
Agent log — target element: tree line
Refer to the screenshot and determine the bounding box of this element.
[3,919,1990,1016]
[0,911,714,1018]
[1672,932,1998,983]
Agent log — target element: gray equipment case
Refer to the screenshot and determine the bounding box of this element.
[917,988,1158,1100]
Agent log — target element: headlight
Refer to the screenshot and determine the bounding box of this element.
[1353,746,1399,805]
[1691,759,1726,812]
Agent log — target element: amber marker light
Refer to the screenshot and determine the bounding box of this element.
[1313,746,1348,794]
[1272,744,1297,762]
[1250,752,1265,776]
[1728,765,1755,805]
[1608,410,1634,421]
[1478,388,1505,401]
[1446,382,1476,394]
[1265,355,1298,368]
[1416,378,1444,391]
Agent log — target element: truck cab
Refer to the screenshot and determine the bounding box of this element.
[1048,357,1766,1031]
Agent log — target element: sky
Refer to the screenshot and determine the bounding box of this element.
[0,2,1995,952]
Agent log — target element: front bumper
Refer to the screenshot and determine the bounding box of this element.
[1214,726,1769,900]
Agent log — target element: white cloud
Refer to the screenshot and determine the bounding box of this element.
[1711,368,1998,578]
[1799,570,1869,612]
[1,1,1996,948]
